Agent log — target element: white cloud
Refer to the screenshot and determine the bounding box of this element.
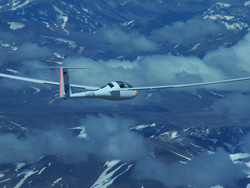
[14,42,52,59]
[152,19,227,46]
[81,114,148,161]
[134,148,247,188]
[1,31,250,104]
[204,32,250,76]
[92,26,159,55]
[0,114,148,164]
[62,54,224,91]
[0,126,88,164]
[212,92,250,124]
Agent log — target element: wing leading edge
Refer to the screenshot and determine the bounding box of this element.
[0,73,99,90]
[117,76,250,91]
[1,72,250,92]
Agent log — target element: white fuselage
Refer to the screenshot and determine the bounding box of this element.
[70,81,138,100]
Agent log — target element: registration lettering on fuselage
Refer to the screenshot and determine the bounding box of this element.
[85,92,95,97]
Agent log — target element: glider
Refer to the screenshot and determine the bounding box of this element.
[0,67,250,101]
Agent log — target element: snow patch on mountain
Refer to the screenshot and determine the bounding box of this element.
[91,160,132,188]
[10,0,33,11]
[0,178,11,184]
[204,14,234,21]
[38,167,47,175]
[230,153,250,162]
[188,43,200,52]
[15,163,26,172]
[121,20,135,27]
[52,177,62,186]
[202,2,250,31]
[30,86,41,94]
[1,43,18,51]
[245,1,250,6]
[161,131,179,140]
[222,21,249,31]
[8,22,25,30]
[130,123,156,131]
[15,168,38,188]
[209,91,224,97]
[7,69,18,74]
[53,5,69,35]
[53,52,64,59]
[191,92,202,99]
[211,185,224,188]
[82,7,90,14]
[229,153,250,180]
[69,126,87,139]
[216,2,231,8]
[42,36,77,48]
[41,21,54,32]
[170,150,192,160]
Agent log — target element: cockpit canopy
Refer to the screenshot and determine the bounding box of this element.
[116,81,133,88]
[102,81,133,89]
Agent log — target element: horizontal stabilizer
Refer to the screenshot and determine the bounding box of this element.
[39,67,90,70]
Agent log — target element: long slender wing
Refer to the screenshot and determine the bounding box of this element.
[0,73,99,90]
[117,76,250,91]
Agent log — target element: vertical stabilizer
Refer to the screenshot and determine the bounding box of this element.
[59,68,71,99]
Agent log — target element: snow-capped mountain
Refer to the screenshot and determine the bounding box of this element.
[1,0,250,60]
[202,2,250,32]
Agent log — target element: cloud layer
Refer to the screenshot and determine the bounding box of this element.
[2,31,250,107]
[0,126,87,163]
[134,148,247,188]
[81,114,148,161]
[0,114,248,187]
[56,32,250,94]
[14,42,52,60]
[1,24,250,95]
[152,19,227,46]
[212,92,250,124]
[96,27,159,53]
[0,114,147,164]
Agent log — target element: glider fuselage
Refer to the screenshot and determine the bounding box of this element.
[70,81,138,100]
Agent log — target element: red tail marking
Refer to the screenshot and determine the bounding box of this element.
[59,68,62,97]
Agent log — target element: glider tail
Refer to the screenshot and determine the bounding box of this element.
[59,68,71,99]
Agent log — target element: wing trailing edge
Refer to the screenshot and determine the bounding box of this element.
[117,76,250,91]
[0,72,99,90]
